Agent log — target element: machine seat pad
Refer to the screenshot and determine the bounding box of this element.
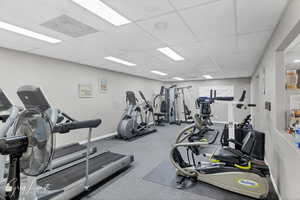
[213,147,241,164]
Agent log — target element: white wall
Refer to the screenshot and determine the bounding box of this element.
[168,78,251,123]
[0,47,162,147]
[251,1,300,199]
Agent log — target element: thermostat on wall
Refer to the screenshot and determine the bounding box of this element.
[265,101,271,111]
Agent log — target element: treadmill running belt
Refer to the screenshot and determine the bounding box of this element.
[53,143,86,159]
[37,152,125,190]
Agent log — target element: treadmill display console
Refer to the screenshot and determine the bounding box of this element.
[17,85,51,112]
[0,89,12,112]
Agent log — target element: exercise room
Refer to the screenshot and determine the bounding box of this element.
[0,0,299,200]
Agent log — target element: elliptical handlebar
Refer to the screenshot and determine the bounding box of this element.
[138,91,151,107]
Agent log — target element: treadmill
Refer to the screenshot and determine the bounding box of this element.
[0,89,97,178]
[16,86,134,200]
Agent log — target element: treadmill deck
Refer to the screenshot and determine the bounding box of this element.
[37,151,127,190]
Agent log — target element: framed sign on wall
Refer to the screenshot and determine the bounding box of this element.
[99,79,108,93]
[78,84,94,98]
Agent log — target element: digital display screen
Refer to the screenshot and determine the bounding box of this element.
[0,89,12,112]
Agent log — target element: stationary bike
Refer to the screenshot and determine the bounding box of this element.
[117,91,156,140]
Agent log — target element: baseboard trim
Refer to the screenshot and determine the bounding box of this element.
[265,160,282,200]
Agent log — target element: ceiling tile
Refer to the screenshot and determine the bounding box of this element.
[0,29,52,52]
[238,30,272,53]
[179,0,235,40]
[237,0,288,34]
[118,51,169,68]
[137,12,197,45]
[104,24,163,52]
[200,36,238,54]
[169,0,220,10]
[212,51,261,70]
[172,42,209,60]
[29,32,110,62]
[101,0,174,21]
[0,0,287,81]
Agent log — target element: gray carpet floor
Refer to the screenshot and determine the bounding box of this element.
[77,124,273,200]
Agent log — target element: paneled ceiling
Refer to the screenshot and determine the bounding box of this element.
[0,0,288,81]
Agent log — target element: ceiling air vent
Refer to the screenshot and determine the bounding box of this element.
[41,15,98,38]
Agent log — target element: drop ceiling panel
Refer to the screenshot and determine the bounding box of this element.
[137,12,197,45]
[0,0,288,81]
[213,51,261,70]
[101,0,174,21]
[80,58,137,73]
[172,42,209,62]
[104,23,163,52]
[238,30,272,53]
[0,0,63,25]
[0,29,53,52]
[236,0,288,34]
[41,15,99,38]
[117,51,169,69]
[200,36,238,54]
[179,0,235,40]
[29,32,110,62]
[44,0,124,32]
[169,0,220,10]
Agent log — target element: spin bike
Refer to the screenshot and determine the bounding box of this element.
[117,91,157,140]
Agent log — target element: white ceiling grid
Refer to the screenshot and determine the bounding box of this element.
[0,0,288,81]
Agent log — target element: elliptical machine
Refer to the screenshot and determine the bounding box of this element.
[117,91,156,140]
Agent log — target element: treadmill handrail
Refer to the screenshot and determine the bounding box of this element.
[53,119,102,134]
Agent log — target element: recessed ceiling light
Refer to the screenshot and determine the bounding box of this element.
[157,47,184,61]
[104,56,136,66]
[72,0,131,26]
[173,77,184,81]
[294,59,300,63]
[0,21,61,44]
[150,70,167,76]
[203,75,213,79]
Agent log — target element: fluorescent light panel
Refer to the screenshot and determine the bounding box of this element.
[72,0,131,26]
[150,70,167,76]
[157,47,184,61]
[104,56,136,66]
[294,59,300,63]
[203,75,213,79]
[0,21,61,44]
[173,77,184,81]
